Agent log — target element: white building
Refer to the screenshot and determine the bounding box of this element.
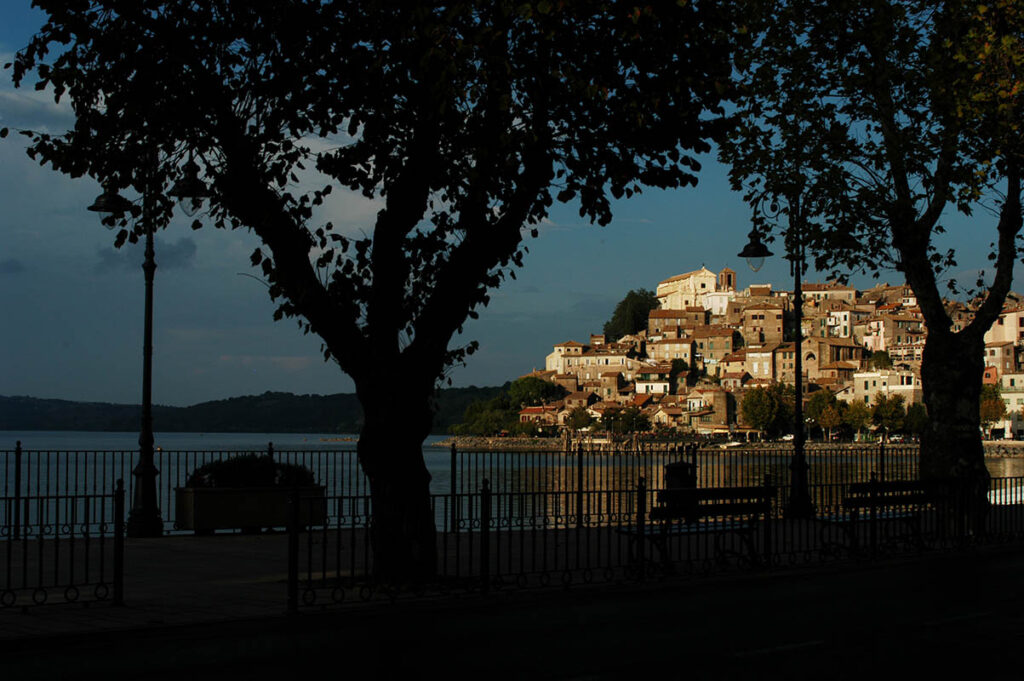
[850,369,922,406]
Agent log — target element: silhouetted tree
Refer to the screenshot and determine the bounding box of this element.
[603,289,659,342]
[9,2,744,581]
[722,0,1023,519]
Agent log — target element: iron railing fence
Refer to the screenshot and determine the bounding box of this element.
[1,441,921,534]
[1,481,124,609]
[288,475,1024,610]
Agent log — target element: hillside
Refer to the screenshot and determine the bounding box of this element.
[0,385,507,435]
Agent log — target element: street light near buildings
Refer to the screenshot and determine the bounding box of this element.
[739,221,817,520]
[88,159,210,537]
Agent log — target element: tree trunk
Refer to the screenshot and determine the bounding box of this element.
[919,329,990,534]
[357,396,437,584]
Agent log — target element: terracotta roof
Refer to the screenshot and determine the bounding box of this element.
[555,341,586,347]
[820,361,860,370]
[690,326,735,338]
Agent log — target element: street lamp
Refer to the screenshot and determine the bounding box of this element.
[88,160,209,537]
[739,220,817,520]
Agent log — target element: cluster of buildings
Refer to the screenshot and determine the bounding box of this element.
[517,265,1024,439]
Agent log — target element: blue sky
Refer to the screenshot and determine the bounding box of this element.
[0,5,1010,407]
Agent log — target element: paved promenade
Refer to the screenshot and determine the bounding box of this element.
[4,535,1024,678]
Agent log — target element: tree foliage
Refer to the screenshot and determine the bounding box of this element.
[741,383,793,437]
[9,1,744,581]
[603,289,659,342]
[566,406,594,431]
[507,376,568,408]
[980,383,1007,429]
[806,390,839,440]
[843,400,872,439]
[872,393,906,437]
[904,402,928,438]
[600,405,651,434]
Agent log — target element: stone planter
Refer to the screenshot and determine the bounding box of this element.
[175,486,327,534]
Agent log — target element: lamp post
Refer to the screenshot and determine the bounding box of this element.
[739,221,817,520]
[88,158,210,537]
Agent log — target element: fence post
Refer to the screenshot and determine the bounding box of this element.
[637,476,647,572]
[450,442,458,534]
[878,440,886,482]
[13,441,22,541]
[576,442,584,529]
[763,474,773,568]
[113,479,125,606]
[480,478,491,596]
[268,441,275,460]
[868,471,879,557]
[287,485,299,614]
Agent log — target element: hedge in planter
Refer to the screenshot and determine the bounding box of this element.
[175,455,326,534]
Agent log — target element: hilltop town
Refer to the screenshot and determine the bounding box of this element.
[516,265,1024,440]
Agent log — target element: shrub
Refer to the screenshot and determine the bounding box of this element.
[184,455,316,488]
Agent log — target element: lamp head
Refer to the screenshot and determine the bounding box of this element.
[169,159,211,217]
[87,187,134,229]
[738,228,773,272]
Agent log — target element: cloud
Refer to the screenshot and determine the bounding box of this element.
[0,87,75,135]
[95,237,198,273]
[0,258,25,274]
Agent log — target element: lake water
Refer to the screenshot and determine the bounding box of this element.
[1,430,448,452]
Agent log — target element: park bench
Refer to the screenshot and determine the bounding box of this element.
[622,475,776,572]
[819,474,944,557]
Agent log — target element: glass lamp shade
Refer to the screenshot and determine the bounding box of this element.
[87,188,134,229]
[179,197,204,217]
[169,161,211,217]
[738,228,773,273]
[87,188,134,215]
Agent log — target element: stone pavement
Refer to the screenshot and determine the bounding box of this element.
[4,534,1024,679]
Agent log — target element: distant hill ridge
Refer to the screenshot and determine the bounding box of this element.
[0,386,506,434]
